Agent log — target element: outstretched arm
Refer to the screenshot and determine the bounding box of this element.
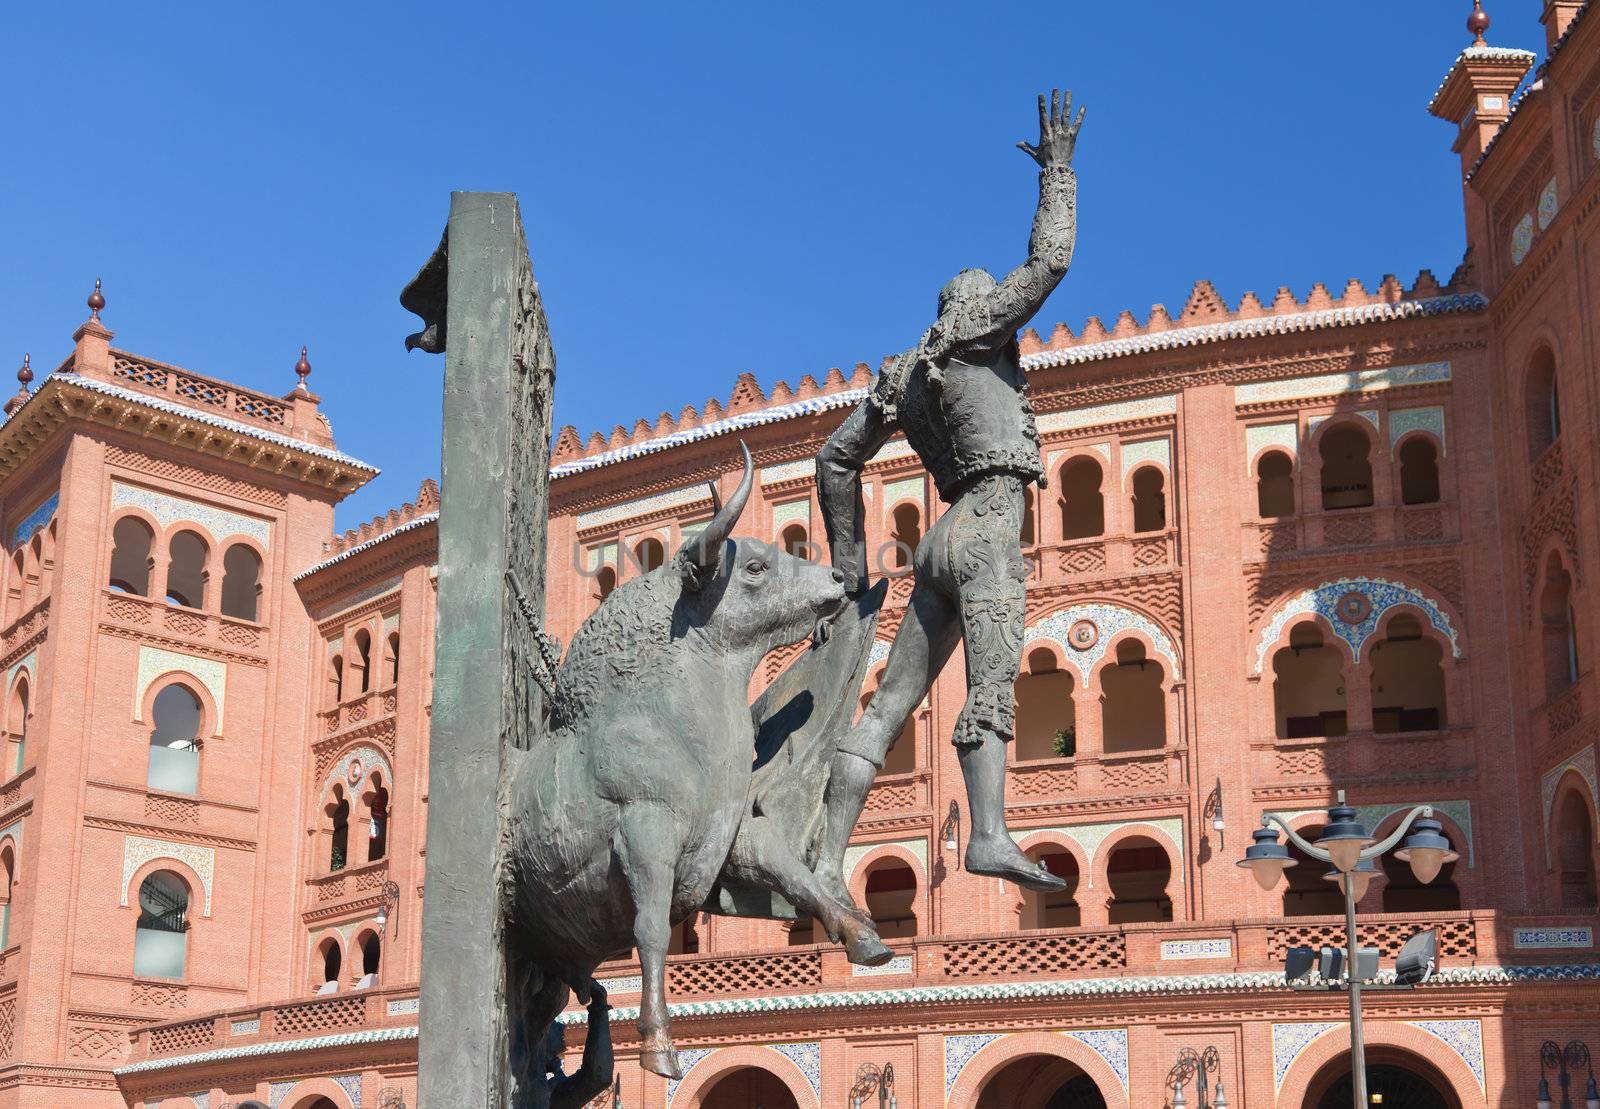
[993,89,1085,335]
[817,387,900,592]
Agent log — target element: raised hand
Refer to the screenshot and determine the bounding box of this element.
[1017,88,1086,168]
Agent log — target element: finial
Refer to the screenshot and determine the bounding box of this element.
[294,345,312,388]
[17,354,32,392]
[87,277,105,321]
[1468,0,1490,44]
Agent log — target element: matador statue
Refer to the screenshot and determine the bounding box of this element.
[815,89,1085,898]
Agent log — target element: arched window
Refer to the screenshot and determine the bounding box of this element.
[1256,450,1296,518]
[109,517,154,595]
[328,785,350,872]
[858,676,916,775]
[863,860,917,939]
[1398,438,1440,505]
[147,684,202,795]
[667,916,701,955]
[1020,486,1037,547]
[1014,647,1074,761]
[635,536,666,572]
[133,870,190,978]
[889,503,921,570]
[1382,829,1460,912]
[1556,789,1598,909]
[1527,345,1561,459]
[22,536,41,612]
[1100,640,1165,753]
[1019,846,1079,929]
[1273,623,1348,738]
[329,654,345,707]
[779,524,809,560]
[359,931,382,981]
[219,545,261,621]
[384,632,400,688]
[350,629,373,695]
[1130,467,1166,533]
[366,775,389,863]
[1319,425,1374,510]
[7,550,22,625]
[7,677,27,778]
[0,844,14,949]
[165,530,208,609]
[1541,554,1579,698]
[1283,825,1343,916]
[28,534,46,605]
[594,565,617,603]
[1106,837,1172,923]
[1059,457,1105,539]
[316,936,342,991]
[1369,615,1447,733]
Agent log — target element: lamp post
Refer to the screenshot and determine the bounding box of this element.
[1238,791,1458,1109]
[1538,1040,1600,1109]
[377,1088,407,1109]
[939,803,961,870]
[375,879,401,938]
[851,1061,896,1109]
[1166,1045,1228,1109]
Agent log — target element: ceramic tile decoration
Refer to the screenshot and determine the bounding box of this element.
[1012,819,1186,888]
[577,483,712,530]
[229,1019,260,1036]
[1538,178,1559,230]
[597,974,642,994]
[1408,1020,1484,1089]
[1035,394,1178,434]
[1027,604,1182,679]
[771,1041,822,1097]
[122,835,216,916]
[111,481,271,547]
[268,1080,295,1108]
[322,745,394,805]
[1274,1023,1340,1090]
[1234,361,1452,405]
[771,499,811,529]
[843,837,928,884]
[7,650,35,692]
[761,459,815,485]
[9,491,57,549]
[1251,576,1461,674]
[1120,437,1169,478]
[1160,938,1233,960]
[311,574,401,618]
[1245,422,1298,470]
[1064,1029,1129,1093]
[1541,747,1599,850]
[296,516,437,581]
[334,1074,363,1104]
[1513,927,1593,950]
[1389,406,1446,450]
[136,646,228,731]
[1308,410,1379,435]
[1511,211,1536,266]
[853,955,914,977]
[881,476,926,506]
[386,997,421,1016]
[665,1048,715,1105]
[945,1033,1003,1093]
[0,821,22,854]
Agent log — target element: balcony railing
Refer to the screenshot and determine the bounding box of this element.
[110,351,291,432]
[1025,529,1178,583]
[319,687,400,736]
[102,590,266,653]
[1009,748,1177,800]
[1256,726,1475,782]
[1244,503,1455,559]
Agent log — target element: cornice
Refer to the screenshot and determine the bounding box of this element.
[82,814,257,852]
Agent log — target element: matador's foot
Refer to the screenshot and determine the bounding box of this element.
[965,833,1067,892]
[816,869,874,928]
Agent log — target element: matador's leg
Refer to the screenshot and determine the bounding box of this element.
[951,478,1066,892]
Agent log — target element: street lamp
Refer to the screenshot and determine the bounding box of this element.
[851,1061,896,1109]
[375,879,401,937]
[377,1089,407,1109]
[939,802,961,869]
[1538,1040,1600,1109]
[1237,790,1457,1109]
[1167,1045,1228,1109]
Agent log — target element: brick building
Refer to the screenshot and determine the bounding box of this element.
[0,5,1593,1108]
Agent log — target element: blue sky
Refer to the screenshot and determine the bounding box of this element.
[3,2,1546,527]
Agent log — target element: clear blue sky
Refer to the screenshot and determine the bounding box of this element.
[3,2,1545,528]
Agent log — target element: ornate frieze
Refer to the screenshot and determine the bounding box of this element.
[1251,576,1460,675]
[1274,1023,1340,1090]
[1036,394,1177,434]
[944,1033,1002,1094]
[1245,422,1298,469]
[1011,818,1186,888]
[576,484,711,531]
[135,647,226,733]
[110,481,271,547]
[1026,604,1182,679]
[1390,405,1446,450]
[1064,1028,1129,1094]
[1120,436,1170,478]
[9,492,57,549]
[121,835,216,916]
[1408,1020,1484,1090]
[1234,360,1451,405]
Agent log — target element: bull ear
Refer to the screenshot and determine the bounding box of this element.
[676,441,753,584]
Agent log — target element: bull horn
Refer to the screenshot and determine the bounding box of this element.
[680,441,753,575]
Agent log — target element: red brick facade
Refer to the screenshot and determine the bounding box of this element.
[0,10,1593,1109]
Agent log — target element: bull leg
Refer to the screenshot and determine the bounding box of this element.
[618,803,684,1080]
[816,582,960,909]
[747,819,893,967]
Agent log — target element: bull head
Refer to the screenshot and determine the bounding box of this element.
[677,442,754,591]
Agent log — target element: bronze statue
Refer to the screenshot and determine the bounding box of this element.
[814,90,1086,900]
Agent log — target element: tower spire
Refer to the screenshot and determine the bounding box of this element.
[294,345,312,390]
[87,277,105,322]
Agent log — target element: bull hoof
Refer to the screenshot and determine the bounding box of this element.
[641,1046,683,1080]
[846,932,895,967]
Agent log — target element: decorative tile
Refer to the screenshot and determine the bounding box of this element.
[881,476,925,506]
[867,637,892,672]
[229,1018,260,1035]
[1064,1028,1129,1094]
[9,491,57,549]
[1541,747,1599,851]
[578,484,712,530]
[313,575,401,620]
[1026,604,1182,679]
[761,459,815,486]
[111,482,271,546]
[843,837,928,884]
[1160,938,1233,960]
[122,835,216,915]
[945,1033,1002,1093]
[771,1041,821,1097]
[1389,406,1445,451]
[386,996,421,1015]
[1514,927,1593,950]
[853,955,914,977]
[1511,211,1536,266]
[320,744,394,805]
[136,647,227,733]
[268,1079,296,1107]
[1036,394,1178,434]
[0,820,22,854]
[1538,178,1559,230]
[1252,576,1461,675]
[1120,437,1169,478]
[1046,443,1110,471]
[1273,1023,1340,1090]
[334,1074,362,1104]
[1235,361,1452,405]
[665,1047,714,1104]
[596,975,641,995]
[1013,818,1185,889]
[7,650,35,692]
[771,499,811,530]
[1408,1020,1484,1090]
[1245,422,1297,470]
[1308,409,1378,435]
